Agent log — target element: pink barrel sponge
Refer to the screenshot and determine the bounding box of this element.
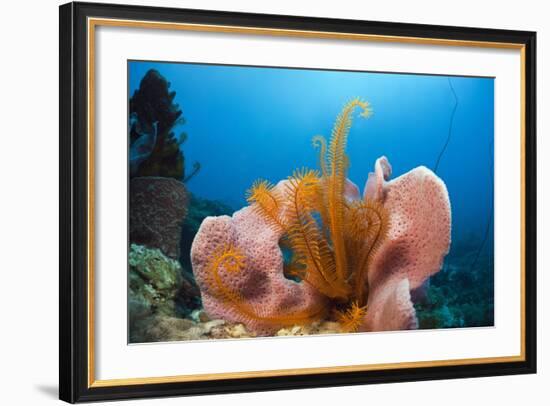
[191,156,451,335]
[361,157,452,331]
[190,205,327,336]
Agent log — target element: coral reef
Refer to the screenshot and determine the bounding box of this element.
[191,99,451,336]
[135,315,226,342]
[129,244,182,341]
[173,271,202,319]
[415,247,493,329]
[128,182,236,337]
[132,310,350,342]
[129,177,189,259]
[130,69,200,180]
[129,244,204,343]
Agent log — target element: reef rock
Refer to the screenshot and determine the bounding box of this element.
[191,206,327,336]
[361,156,451,331]
[130,177,189,259]
[128,244,182,341]
[174,273,202,317]
[140,316,227,342]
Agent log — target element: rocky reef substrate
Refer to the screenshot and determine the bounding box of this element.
[128,184,235,342]
[131,310,352,342]
[128,242,354,342]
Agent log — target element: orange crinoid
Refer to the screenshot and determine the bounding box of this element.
[192,98,452,336]
[247,98,389,314]
[196,98,390,332]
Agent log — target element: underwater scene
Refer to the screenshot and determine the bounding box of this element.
[127,61,494,343]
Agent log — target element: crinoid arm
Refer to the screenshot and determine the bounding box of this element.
[206,243,326,332]
[312,135,328,179]
[234,97,382,329]
[282,169,350,300]
[346,199,390,306]
[312,135,332,239]
[335,301,368,332]
[246,179,287,232]
[326,98,372,285]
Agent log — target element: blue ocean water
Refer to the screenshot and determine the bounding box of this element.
[129,60,494,328]
[130,61,493,246]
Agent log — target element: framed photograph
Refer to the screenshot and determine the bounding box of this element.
[59,1,537,403]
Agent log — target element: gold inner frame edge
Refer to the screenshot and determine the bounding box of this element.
[87,17,527,388]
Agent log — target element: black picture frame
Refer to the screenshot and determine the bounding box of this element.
[59,1,537,403]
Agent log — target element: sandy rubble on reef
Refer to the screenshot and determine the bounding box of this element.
[135,310,347,342]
